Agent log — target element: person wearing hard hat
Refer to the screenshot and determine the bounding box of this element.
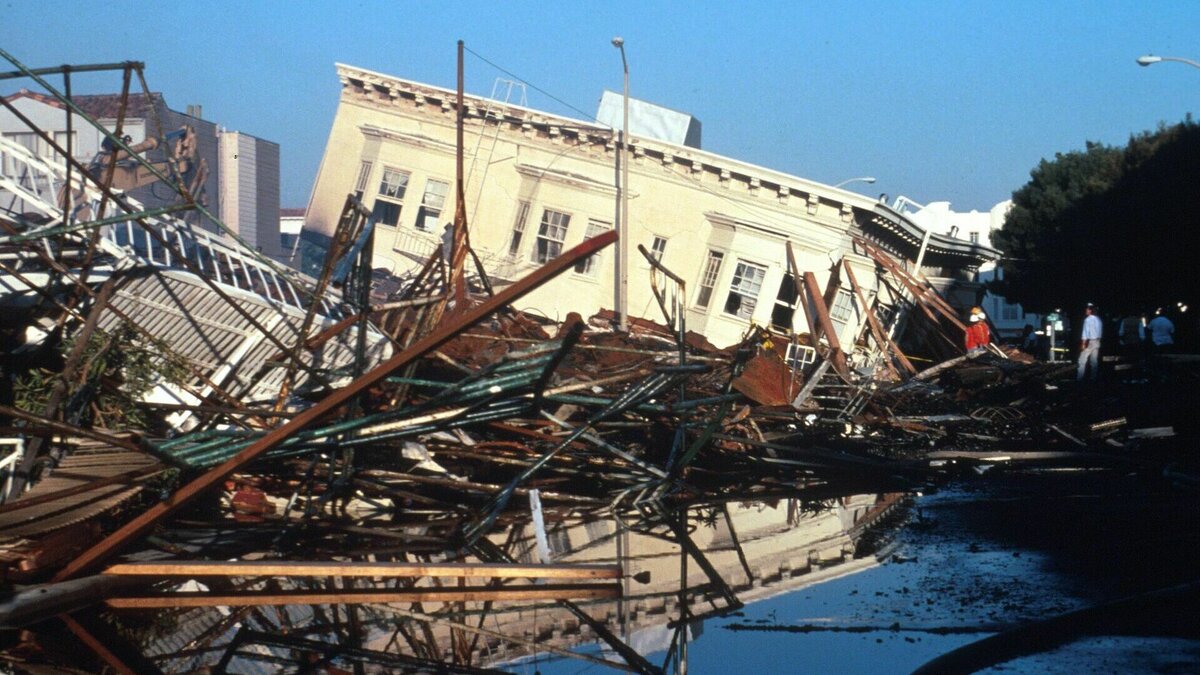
[965,306,990,353]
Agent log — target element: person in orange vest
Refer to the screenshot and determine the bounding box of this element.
[965,306,990,353]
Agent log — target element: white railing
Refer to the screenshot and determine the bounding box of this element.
[0,134,339,317]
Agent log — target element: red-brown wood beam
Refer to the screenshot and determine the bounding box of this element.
[801,271,849,377]
[842,259,917,377]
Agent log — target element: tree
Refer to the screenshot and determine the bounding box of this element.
[992,118,1200,317]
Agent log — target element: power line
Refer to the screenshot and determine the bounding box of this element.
[462,45,606,127]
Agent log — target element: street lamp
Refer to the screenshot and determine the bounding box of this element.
[612,36,630,332]
[1137,54,1200,70]
[833,176,876,189]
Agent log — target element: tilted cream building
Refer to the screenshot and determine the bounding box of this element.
[307,64,995,349]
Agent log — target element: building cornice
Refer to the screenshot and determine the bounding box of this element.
[335,64,884,223]
[866,203,999,268]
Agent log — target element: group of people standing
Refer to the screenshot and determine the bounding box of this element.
[1082,304,1177,382]
[966,302,1180,383]
[1118,309,1176,353]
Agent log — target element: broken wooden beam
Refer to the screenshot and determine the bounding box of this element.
[103,560,621,579]
[106,583,621,608]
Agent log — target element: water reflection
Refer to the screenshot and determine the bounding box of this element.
[0,494,906,674]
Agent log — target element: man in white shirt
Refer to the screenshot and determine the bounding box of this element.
[1078,303,1103,381]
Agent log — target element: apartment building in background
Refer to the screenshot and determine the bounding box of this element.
[896,198,1038,338]
[1,89,282,262]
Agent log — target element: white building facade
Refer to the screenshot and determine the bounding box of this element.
[897,198,1038,338]
[307,64,996,349]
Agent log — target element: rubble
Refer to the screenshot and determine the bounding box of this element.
[1,51,1197,674]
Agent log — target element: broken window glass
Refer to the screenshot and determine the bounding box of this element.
[534,208,570,264]
[724,260,766,319]
[416,179,449,231]
[695,250,724,308]
[574,219,610,275]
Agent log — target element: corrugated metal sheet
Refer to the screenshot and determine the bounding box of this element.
[0,440,161,542]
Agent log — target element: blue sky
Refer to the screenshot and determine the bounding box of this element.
[5,1,1199,212]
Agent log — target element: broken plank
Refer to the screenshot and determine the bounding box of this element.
[106,583,621,608]
[103,560,621,579]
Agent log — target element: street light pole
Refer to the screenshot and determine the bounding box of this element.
[833,176,876,189]
[613,36,630,332]
[1137,54,1200,70]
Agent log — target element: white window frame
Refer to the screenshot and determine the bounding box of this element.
[508,201,531,258]
[574,219,610,275]
[723,260,767,320]
[372,167,410,227]
[416,178,450,232]
[649,235,667,261]
[533,208,571,264]
[695,250,725,308]
[829,288,856,323]
[785,342,817,369]
[354,161,374,197]
[771,272,800,331]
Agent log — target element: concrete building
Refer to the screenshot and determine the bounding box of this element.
[896,198,1038,339]
[307,64,996,348]
[0,89,283,261]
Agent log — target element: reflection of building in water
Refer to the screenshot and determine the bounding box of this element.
[466,493,907,667]
[75,494,905,673]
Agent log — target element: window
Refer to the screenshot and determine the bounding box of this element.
[371,200,402,227]
[372,167,409,227]
[574,219,610,275]
[874,302,896,328]
[650,235,667,261]
[508,201,531,258]
[2,132,37,153]
[829,288,857,323]
[771,273,800,331]
[52,131,77,158]
[533,209,570,264]
[1002,301,1020,321]
[969,231,980,244]
[354,161,373,199]
[724,261,766,320]
[785,342,817,369]
[416,179,449,231]
[695,250,724,308]
[378,167,409,199]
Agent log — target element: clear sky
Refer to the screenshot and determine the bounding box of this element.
[5,1,1199,212]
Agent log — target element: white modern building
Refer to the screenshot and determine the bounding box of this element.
[1,89,283,262]
[895,197,1038,339]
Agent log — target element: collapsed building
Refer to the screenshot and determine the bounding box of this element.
[4,48,1174,675]
[306,63,998,351]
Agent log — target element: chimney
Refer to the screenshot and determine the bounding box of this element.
[186,104,202,119]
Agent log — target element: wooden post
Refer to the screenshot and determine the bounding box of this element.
[801,271,849,377]
[842,259,916,376]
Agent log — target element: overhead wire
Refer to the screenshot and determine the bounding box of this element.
[459,46,864,249]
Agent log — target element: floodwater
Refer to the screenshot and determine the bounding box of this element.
[4,464,1198,674]
[526,468,1200,674]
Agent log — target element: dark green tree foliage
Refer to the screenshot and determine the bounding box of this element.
[992,118,1200,315]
